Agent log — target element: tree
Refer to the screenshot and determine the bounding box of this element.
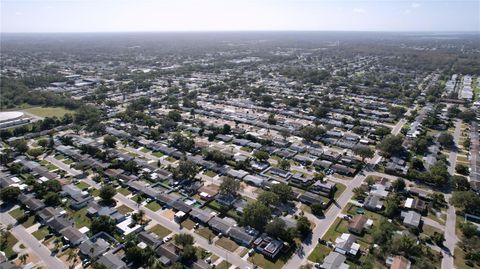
[44,192,61,206]
[179,244,196,262]
[456,164,469,175]
[11,139,28,153]
[352,145,374,162]
[92,263,108,269]
[176,159,198,180]
[311,203,324,216]
[242,201,272,231]
[19,253,29,265]
[377,134,404,157]
[388,106,407,119]
[99,185,116,205]
[391,235,418,256]
[27,148,43,158]
[257,191,280,207]
[431,231,445,246]
[167,110,182,122]
[90,216,116,235]
[299,126,325,142]
[463,137,471,149]
[174,233,195,247]
[270,183,294,203]
[451,191,480,215]
[459,109,476,122]
[0,186,20,203]
[267,113,276,125]
[296,216,312,239]
[392,178,406,192]
[374,126,392,137]
[219,176,240,197]
[253,150,269,162]
[313,172,325,182]
[278,159,290,170]
[452,175,470,191]
[384,194,401,218]
[265,218,286,238]
[103,135,118,148]
[438,132,454,148]
[37,139,49,148]
[222,124,231,134]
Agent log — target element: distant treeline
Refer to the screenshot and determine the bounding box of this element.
[0,77,81,110]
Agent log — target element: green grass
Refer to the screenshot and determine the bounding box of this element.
[116,205,133,215]
[308,244,331,263]
[0,232,18,258]
[40,160,58,171]
[21,215,36,228]
[117,187,131,196]
[9,207,25,220]
[196,227,216,240]
[248,253,286,269]
[68,208,91,228]
[240,146,252,152]
[152,151,164,158]
[140,148,150,153]
[166,156,177,162]
[149,224,172,238]
[63,159,74,165]
[204,170,217,177]
[215,237,239,252]
[421,224,443,238]
[145,201,161,212]
[322,217,373,249]
[344,203,385,223]
[32,226,50,240]
[217,260,232,269]
[54,154,65,160]
[455,247,480,269]
[91,188,100,197]
[334,183,346,199]
[75,181,90,190]
[23,106,74,118]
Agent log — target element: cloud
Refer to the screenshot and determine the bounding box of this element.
[411,3,421,8]
[403,9,412,15]
[353,8,366,13]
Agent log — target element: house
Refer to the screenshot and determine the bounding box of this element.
[155,244,180,266]
[228,227,257,247]
[370,184,389,198]
[400,211,421,228]
[364,195,384,211]
[62,184,93,209]
[334,233,360,257]
[96,253,127,269]
[60,226,87,246]
[79,238,110,259]
[87,203,126,223]
[137,231,163,249]
[403,198,426,214]
[290,172,314,187]
[389,256,411,269]
[348,215,372,235]
[207,216,233,235]
[297,191,325,206]
[253,234,284,259]
[189,207,214,224]
[243,175,266,187]
[18,194,45,212]
[37,207,62,223]
[310,181,336,197]
[116,217,142,236]
[331,164,356,176]
[321,252,349,269]
[47,216,73,232]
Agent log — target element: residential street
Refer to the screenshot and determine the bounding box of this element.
[114,194,254,269]
[0,212,68,269]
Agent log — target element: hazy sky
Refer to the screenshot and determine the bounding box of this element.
[1,0,479,33]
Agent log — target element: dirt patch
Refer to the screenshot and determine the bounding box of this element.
[162,209,175,221]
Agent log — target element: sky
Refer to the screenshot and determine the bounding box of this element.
[1,0,479,33]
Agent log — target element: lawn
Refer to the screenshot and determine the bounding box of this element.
[215,237,239,252]
[68,208,91,228]
[149,224,172,238]
[248,253,286,269]
[166,156,177,162]
[40,160,58,171]
[334,183,346,199]
[63,159,74,165]
[204,170,217,177]
[308,244,331,263]
[23,106,75,118]
[421,224,443,238]
[117,187,131,196]
[91,188,100,197]
[146,201,161,212]
[32,226,50,240]
[75,181,90,190]
[152,151,164,158]
[181,219,196,230]
[455,247,480,269]
[117,205,134,215]
[54,154,65,160]
[9,207,25,220]
[0,232,18,258]
[140,148,150,153]
[216,260,232,269]
[196,227,216,240]
[344,203,385,223]
[21,215,36,228]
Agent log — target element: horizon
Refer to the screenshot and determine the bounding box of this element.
[2,0,479,33]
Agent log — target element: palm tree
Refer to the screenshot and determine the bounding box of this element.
[137,210,145,225]
[66,248,77,262]
[19,253,29,264]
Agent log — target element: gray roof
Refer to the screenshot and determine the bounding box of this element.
[321,252,349,269]
[97,253,126,269]
[401,210,421,227]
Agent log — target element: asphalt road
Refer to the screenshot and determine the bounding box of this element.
[114,193,254,269]
[0,212,68,269]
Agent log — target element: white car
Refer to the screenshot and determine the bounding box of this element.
[163,236,172,242]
